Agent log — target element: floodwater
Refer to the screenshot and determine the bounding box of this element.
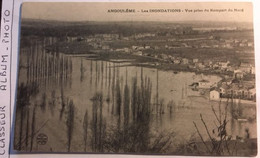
[14,44,257,153]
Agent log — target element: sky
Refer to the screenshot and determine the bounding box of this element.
[21,2,253,22]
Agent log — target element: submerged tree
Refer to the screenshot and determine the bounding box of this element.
[25,106,30,151]
[167,100,175,118]
[49,90,56,116]
[66,100,75,152]
[59,85,66,120]
[15,83,30,151]
[40,92,47,112]
[131,76,138,122]
[104,73,175,153]
[123,68,130,151]
[90,93,106,152]
[80,58,85,82]
[115,77,122,129]
[123,72,130,129]
[30,106,37,152]
[83,109,88,152]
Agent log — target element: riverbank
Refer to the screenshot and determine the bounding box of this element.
[77,51,231,78]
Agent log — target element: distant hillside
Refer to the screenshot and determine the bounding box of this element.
[20,19,253,37]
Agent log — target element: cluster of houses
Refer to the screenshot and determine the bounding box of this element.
[209,82,256,101]
[80,34,254,73]
[189,77,256,102]
[86,39,255,79]
[165,38,254,49]
[65,29,254,50]
[193,38,254,49]
[207,74,255,101]
[133,33,156,39]
[69,32,255,74]
[188,63,255,102]
[221,38,254,48]
[65,32,254,59]
[74,33,156,42]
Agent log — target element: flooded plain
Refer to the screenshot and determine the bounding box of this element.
[14,40,257,153]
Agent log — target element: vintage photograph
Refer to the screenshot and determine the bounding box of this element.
[13,2,256,156]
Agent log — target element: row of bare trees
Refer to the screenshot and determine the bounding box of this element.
[20,37,73,88]
[77,67,175,153]
[15,36,73,152]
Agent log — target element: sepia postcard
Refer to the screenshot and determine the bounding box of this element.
[11,1,257,157]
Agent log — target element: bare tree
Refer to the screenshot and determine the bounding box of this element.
[66,100,75,152]
[193,99,235,156]
[83,109,88,152]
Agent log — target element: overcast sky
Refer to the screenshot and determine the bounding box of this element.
[21,2,253,22]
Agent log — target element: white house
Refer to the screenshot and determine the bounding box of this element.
[193,58,199,63]
[182,58,189,64]
[145,46,151,49]
[251,67,255,74]
[248,42,254,47]
[173,59,181,64]
[132,46,138,50]
[249,88,256,100]
[210,90,220,100]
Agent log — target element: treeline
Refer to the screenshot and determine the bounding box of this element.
[21,21,158,37]
[20,19,253,38]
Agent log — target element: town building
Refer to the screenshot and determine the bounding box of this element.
[239,63,252,73]
[196,62,205,69]
[102,45,110,50]
[251,67,255,74]
[182,58,189,64]
[173,59,181,64]
[218,61,230,69]
[218,82,256,101]
[193,58,199,63]
[210,89,220,100]
[234,70,244,79]
[249,88,256,100]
